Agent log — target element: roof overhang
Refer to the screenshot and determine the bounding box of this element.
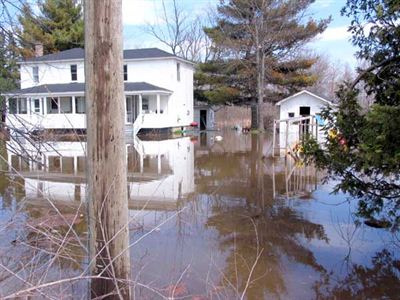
[2,82,173,97]
[275,90,334,106]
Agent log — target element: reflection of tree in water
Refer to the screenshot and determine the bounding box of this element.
[195,135,329,298]
[0,172,87,295]
[205,204,328,299]
[314,249,400,299]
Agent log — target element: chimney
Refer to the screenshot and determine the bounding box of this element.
[34,43,43,57]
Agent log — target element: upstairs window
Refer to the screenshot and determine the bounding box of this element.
[123,65,128,81]
[70,64,77,81]
[288,112,295,118]
[177,63,181,82]
[32,66,39,83]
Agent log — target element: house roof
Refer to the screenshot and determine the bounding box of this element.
[275,90,334,106]
[19,47,190,63]
[4,82,172,96]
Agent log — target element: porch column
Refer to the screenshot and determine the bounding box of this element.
[139,153,143,173]
[73,156,78,175]
[5,96,8,116]
[28,97,32,115]
[157,154,161,174]
[43,96,47,115]
[156,94,160,114]
[138,94,142,115]
[7,151,12,172]
[72,96,76,114]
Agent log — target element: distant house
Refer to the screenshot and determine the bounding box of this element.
[273,90,334,156]
[193,103,215,130]
[275,90,333,120]
[3,48,194,136]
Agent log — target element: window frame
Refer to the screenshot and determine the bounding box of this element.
[8,98,17,114]
[47,97,59,114]
[32,66,39,83]
[59,96,73,114]
[70,64,78,81]
[33,98,41,114]
[177,62,181,82]
[123,64,128,81]
[75,96,86,114]
[17,98,28,114]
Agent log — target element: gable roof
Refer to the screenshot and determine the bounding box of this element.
[4,82,172,96]
[20,47,187,63]
[275,90,334,106]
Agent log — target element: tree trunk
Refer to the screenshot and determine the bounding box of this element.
[256,48,265,131]
[85,0,131,298]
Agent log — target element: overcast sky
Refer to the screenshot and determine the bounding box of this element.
[122,0,357,67]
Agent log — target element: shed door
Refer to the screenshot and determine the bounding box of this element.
[200,110,207,130]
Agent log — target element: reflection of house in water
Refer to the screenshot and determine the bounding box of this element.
[6,137,194,209]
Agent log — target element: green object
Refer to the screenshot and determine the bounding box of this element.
[17,0,84,57]
[303,0,400,230]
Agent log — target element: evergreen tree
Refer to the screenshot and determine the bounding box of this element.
[0,31,19,118]
[304,0,400,229]
[17,0,84,57]
[0,31,19,92]
[198,0,330,129]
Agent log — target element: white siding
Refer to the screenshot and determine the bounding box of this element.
[14,54,194,130]
[20,61,84,89]
[279,93,328,120]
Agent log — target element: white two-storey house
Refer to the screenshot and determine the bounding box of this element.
[4,48,194,135]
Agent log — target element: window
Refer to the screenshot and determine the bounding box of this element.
[33,99,41,113]
[177,63,181,81]
[8,98,17,114]
[288,112,295,118]
[8,98,27,114]
[142,97,149,112]
[70,64,77,81]
[75,96,85,114]
[18,98,27,114]
[32,66,39,83]
[48,156,61,172]
[47,97,59,114]
[60,97,72,113]
[123,65,128,81]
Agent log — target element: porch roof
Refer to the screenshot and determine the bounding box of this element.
[4,82,172,96]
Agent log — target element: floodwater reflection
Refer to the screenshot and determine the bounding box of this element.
[0,132,398,299]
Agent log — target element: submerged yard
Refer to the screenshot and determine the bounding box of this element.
[0,131,398,299]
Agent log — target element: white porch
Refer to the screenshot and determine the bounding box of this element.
[3,82,174,136]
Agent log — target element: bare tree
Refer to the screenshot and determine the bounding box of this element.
[145,0,211,62]
[85,0,131,298]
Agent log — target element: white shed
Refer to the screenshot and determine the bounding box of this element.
[274,90,334,156]
[193,104,215,130]
[276,90,333,120]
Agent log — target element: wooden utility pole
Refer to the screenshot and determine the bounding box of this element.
[85,0,131,298]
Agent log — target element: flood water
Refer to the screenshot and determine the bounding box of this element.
[0,131,399,299]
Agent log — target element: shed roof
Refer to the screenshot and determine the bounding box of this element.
[275,90,334,106]
[4,82,172,96]
[19,47,191,63]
